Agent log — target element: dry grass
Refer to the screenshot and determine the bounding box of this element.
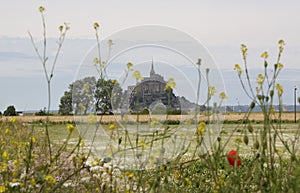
[1,112,299,123]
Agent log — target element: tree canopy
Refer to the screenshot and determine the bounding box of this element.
[58,77,122,115]
[3,105,17,116]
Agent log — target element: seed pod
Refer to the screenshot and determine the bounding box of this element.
[247,124,253,133]
[254,140,259,149]
[270,90,274,97]
[244,135,249,145]
[250,101,256,109]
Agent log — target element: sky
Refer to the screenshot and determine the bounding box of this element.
[1,0,300,111]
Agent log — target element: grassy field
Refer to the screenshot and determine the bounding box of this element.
[1,112,299,123]
[1,114,300,192]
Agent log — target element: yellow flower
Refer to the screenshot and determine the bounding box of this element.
[261,51,269,59]
[165,78,176,90]
[0,185,6,193]
[31,137,36,143]
[241,44,248,56]
[93,57,99,64]
[219,92,228,99]
[88,114,96,124]
[256,73,264,85]
[197,122,206,135]
[44,174,56,184]
[235,137,243,144]
[127,62,133,69]
[208,86,217,96]
[39,6,45,13]
[278,63,283,69]
[278,39,285,52]
[275,84,283,96]
[132,70,144,81]
[150,118,159,126]
[67,124,75,133]
[93,22,100,29]
[5,128,10,134]
[125,171,134,179]
[2,151,9,159]
[234,64,243,76]
[10,117,17,123]
[139,141,147,147]
[108,39,113,47]
[109,124,116,130]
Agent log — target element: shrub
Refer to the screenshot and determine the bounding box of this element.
[3,105,17,116]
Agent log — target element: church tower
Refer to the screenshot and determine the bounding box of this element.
[150,58,155,77]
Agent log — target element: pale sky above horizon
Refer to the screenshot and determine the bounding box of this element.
[1,0,300,111]
[1,0,300,46]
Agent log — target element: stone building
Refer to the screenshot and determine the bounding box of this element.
[126,61,180,112]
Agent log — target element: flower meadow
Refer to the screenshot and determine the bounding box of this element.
[1,6,300,193]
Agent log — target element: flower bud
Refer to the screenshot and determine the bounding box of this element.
[254,140,259,149]
[250,101,255,109]
[247,124,253,133]
[270,90,274,97]
[244,135,249,145]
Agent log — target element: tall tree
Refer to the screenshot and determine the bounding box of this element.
[58,90,72,115]
[94,79,122,114]
[3,105,17,116]
[58,77,122,115]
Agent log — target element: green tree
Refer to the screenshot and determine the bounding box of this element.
[72,77,96,115]
[58,90,72,115]
[58,77,122,115]
[3,105,17,116]
[94,78,122,114]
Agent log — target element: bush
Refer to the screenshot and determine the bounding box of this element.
[3,105,17,116]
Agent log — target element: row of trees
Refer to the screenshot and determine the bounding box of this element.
[58,77,122,115]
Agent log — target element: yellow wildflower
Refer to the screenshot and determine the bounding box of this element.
[10,117,17,123]
[275,84,283,96]
[278,39,285,52]
[127,62,133,69]
[256,74,264,85]
[125,171,134,179]
[132,70,144,81]
[94,22,100,30]
[67,124,75,133]
[2,151,9,159]
[5,128,10,134]
[165,78,176,90]
[197,122,206,135]
[88,114,96,124]
[261,51,269,59]
[44,174,56,184]
[108,39,113,47]
[31,137,36,143]
[39,6,45,13]
[235,137,243,144]
[241,44,248,56]
[278,63,283,69]
[234,64,243,76]
[93,57,99,64]
[109,124,116,130]
[219,92,228,99]
[0,186,6,193]
[139,141,147,147]
[208,86,217,96]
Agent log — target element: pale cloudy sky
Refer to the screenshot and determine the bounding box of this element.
[1,0,300,111]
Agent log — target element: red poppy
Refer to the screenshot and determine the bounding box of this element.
[227,150,242,166]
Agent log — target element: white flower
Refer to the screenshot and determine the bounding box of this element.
[81,176,91,183]
[9,182,20,187]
